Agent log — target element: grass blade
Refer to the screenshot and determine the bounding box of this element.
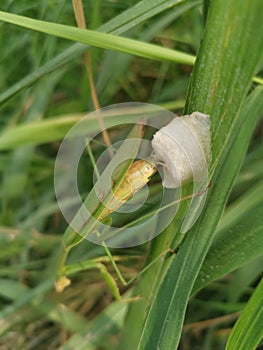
[0,10,194,67]
[0,0,198,105]
[226,278,263,350]
[194,179,263,294]
[130,1,263,348]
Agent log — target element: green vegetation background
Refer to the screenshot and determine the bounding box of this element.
[0,1,263,349]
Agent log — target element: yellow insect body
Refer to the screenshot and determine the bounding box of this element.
[99,159,156,220]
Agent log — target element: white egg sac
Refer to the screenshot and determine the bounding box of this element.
[151,112,211,188]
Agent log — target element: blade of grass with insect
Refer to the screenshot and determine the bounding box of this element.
[120,1,263,349]
[55,122,145,288]
[56,140,154,300]
[59,184,210,300]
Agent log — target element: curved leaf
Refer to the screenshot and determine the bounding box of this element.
[193,179,263,294]
[226,278,263,350]
[0,10,195,66]
[0,0,199,105]
[121,0,263,348]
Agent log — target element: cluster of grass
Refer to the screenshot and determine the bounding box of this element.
[0,0,263,349]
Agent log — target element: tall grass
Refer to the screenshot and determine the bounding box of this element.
[0,1,262,349]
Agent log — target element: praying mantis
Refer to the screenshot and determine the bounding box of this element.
[55,153,209,299]
[98,158,156,221]
[55,115,211,299]
[55,153,159,298]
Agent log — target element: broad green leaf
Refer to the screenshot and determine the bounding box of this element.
[226,278,263,350]
[122,1,263,348]
[139,86,263,350]
[193,179,263,293]
[192,88,263,293]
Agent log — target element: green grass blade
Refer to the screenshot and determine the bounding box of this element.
[0,279,53,319]
[58,297,128,350]
[135,0,263,348]
[96,0,199,104]
[104,0,201,34]
[0,0,198,105]
[0,115,82,150]
[193,179,263,294]
[139,87,263,350]
[0,10,195,66]
[192,86,263,293]
[226,278,263,350]
[32,297,90,333]
[0,107,151,150]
